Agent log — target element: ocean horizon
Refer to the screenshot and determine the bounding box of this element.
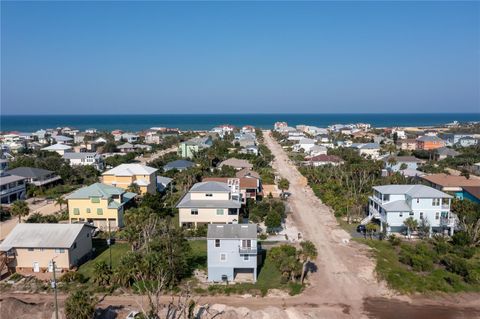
[1,113,479,132]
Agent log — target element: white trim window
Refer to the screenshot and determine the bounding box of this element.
[220,253,227,262]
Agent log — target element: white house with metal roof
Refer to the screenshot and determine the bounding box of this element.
[176,181,242,228]
[102,163,158,195]
[364,184,455,235]
[41,143,73,155]
[63,152,104,170]
[0,223,94,274]
[207,224,258,283]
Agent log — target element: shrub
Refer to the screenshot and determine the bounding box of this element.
[388,235,401,246]
[466,267,480,284]
[441,254,469,277]
[60,271,86,283]
[451,231,471,247]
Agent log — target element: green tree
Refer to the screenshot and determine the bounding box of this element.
[278,178,290,193]
[55,195,67,211]
[386,156,397,168]
[64,290,97,319]
[299,241,318,284]
[92,260,112,286]
[403,217,418,239]
[127,183,141,195]
[269,245,302,282]
[265,212,282,233]
[451,198,480,247]
[399,163,408,170]
[10,200,30,223]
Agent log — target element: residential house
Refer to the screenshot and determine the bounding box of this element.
[66,183,136,229]
[396,139,417,151]
[163,159,195,172]
[241,126,255,134]
[94,137,108,144]
[74,134,86,144]
[63,152,104,170]
[473,163,480,176]
[416,136,445,150]
[274,122,288,131]
[287,130,305,141]
[236,168,261,180]
[307,145,328,157]
[365,185,455,235]
[241,145,259,156]
[350,143,381,159]
[420,174,480,198]
[179,136,213,158]
[0,223,94,275]
[456,136,478,148]
[303,154,343,167]
[156,176,173,192]
[145,131,162,144]
[293,138,316,153]
[176,181,242,228]
[207,224,257,283]
[41,143,73,155]
[435,147,460,160]
[382,156,424,173]
[32,130,48,144]
[114,133,139,143]
[203,177,261,204]
[85,128,97,134]
[315,134,330,143]
[0,174,26,204]
[218,158,253,171]
[102,164,158,195]
[53,135,73,145]
[134,144,152,152]
[6,167,61,187]
[117,143,136,153]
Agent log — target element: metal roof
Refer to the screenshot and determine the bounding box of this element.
[0,174,26,186]
[372,184,452,198]
[218,158,253,169]
[190,181,231,193]
[103,163,157,176]
[0,223,92,251]
[6,167,55,178]
[42,143,72,150]
[63,152,99,159]
[163,160,195,170]
[381,200,412,212]
[66,182,125,199]
[207,224,257,239]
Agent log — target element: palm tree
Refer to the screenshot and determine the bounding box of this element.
[403,217,418,239]
[386,156,397,168]
[55,195,66,211]
[92,261,112,286]
[299,241,318,284]
[127,183,141,195]
[65,290,97,319]
[10,200,30,223]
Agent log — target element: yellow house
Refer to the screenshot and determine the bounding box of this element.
[0,223,94,275]
[102,163,158,195]
[66,183,136,230]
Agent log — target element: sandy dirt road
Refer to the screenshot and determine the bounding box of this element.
[135,146,178,165]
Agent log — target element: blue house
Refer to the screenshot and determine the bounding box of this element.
[207,224,258,283]
[462,186,480,204]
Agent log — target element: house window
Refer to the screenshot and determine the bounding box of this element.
[435,212,440,220]
[228,208,237,215]
[409,212,414,216]
[220,253,227,262]
[243,255,249,261]
[91,197,100,203]
[216,209,224,215]
[420,212,424,219]
[191,209,198,215]
[399,212,403,217]
[416,198,419,203]
[55,248,65,253]
[383,194,390,202]
[432,198,440,206]
[28,248,34,252]
[205,193,213,197]
[242,239,252,248]
[215,239,220,247]
[97,208,103,215]
[73,208,80,215]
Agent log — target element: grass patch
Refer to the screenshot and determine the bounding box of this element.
[336,217,358,234]
[77,241,129,281]
[188,240,207,271]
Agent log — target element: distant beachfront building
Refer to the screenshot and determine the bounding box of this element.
[416,136,445,151]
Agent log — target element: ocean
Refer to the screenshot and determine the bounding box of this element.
[1,113,479,132]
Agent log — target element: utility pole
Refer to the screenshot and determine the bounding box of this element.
[51,260,59,319]
[107,221,112,269]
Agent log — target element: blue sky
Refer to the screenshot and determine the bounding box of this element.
[1,1,479,115]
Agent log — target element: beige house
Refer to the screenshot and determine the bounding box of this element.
[0,223,94,275]
[66,183,136,230]
[102,163,158,195]
[176,181,242,228]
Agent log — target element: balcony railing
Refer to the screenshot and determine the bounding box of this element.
[440,217,455,227]
[239,247,257,254]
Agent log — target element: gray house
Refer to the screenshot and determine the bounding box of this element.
[207,224,258,283]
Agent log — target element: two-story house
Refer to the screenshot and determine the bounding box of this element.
[178,137,213,158]
[207,224,258,283]
[203,177,261,204]
[416,135,445,150]
[102,163,158,195]
[176,181,241,228]
[63,152,104,170]
[66,183,136,229]
[0,174,27,204]
[5,167,61,187]
[365,184,455,236]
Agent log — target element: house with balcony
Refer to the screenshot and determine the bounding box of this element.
[416,135,445,150]
[364,184,455,236]
[102,163,158,195]
[66,183,136,230]
[63,152,104,170]
[6,167,61,187]
[420,174,480,198]
[207,224,258,283]
[0,174,27,204]
[176,181,242,228]
[179,136,213,158]
[203,177,261,204]
[350,143,381,159]
[41,143,73,155]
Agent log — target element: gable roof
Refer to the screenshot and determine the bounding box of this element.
[207,224,257,239]
[66,182,126,199]
[117,143,135,149]
[421,174,480,188]
[372,184,452,198]
[417,135,443,142]
[0,174,26,186]
[42,143,72,151]
[103,163,157,176]
[163,159,195,170]
[463,186,480,201]
[63,152,99,160]
[307,154,342,163]
[203,177,258,189]
[236,168,260,179]
[382,156,423,163]
[6,167,55,178]
[0,223,92,251]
